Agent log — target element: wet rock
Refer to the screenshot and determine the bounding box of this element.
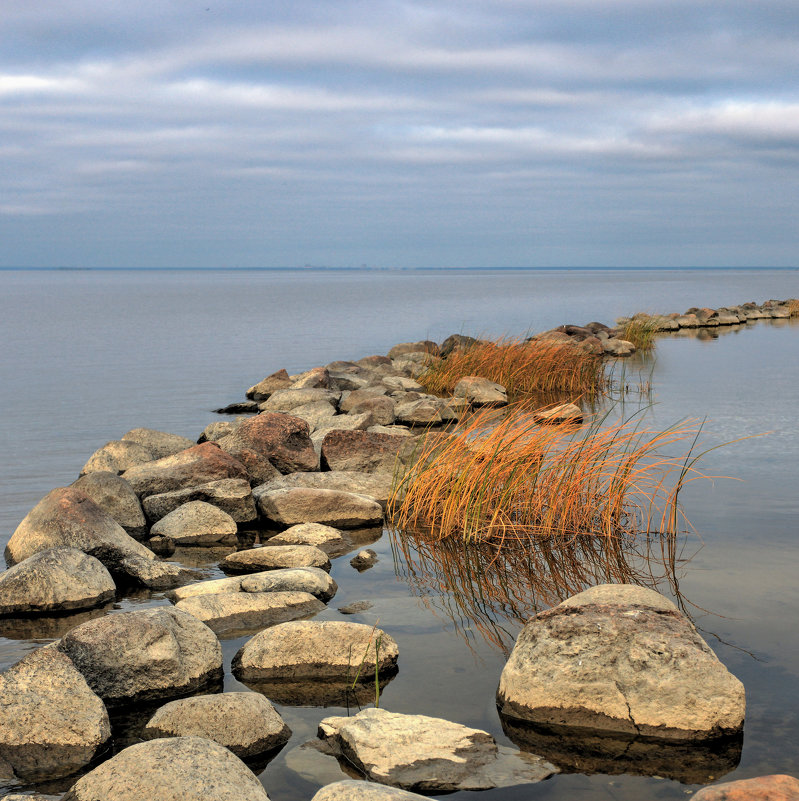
[81,440,154,476]
[265,523,347,554]
[214,401,260,415]
[150,501,238,546]
[439,334,480,357]
[61,736,270,801]
[175,591,324,636]
[241,567,338,603]
[387,341,439,359]
[71,471,147,537]
[497,584,746,741]
[350,549,378,571]
[147,534,176,557]
[602,338,636,356]
[320,430,416,474]
[0,548,115,616]
[453,376,508,406]
[220,544,331,574]
[4,487,185,589]
[143,693,291,758]
[288,400,338,432]
[260,388,340,413]
[142,478,257,524]
[317,708,556,792]
[198,420,239,443]
[233,620,398,682]
[692,774,799,800]
[256,487,383,529]
[338,601,373,615]
[247,368,294,400]
[532,402,583,424]
[0,646,111,782]
[59,606,223,707]
[122,428,196,460]
[122,443,249,499]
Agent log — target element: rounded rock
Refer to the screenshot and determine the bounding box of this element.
[150,501,238,546]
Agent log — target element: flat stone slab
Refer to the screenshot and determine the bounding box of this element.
[220,545,331,574]
[317,708,557,792]
[175,591,325,636]
[257,487,383,529]
[150,501,238,546]
[143,692,291,758]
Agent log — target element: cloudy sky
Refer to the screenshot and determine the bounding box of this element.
[1,0,798,268]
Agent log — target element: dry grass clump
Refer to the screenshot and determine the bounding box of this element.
[788,299,799,317]
[617,313,662,351]
[418,338,606,399]
[388,406,706,546]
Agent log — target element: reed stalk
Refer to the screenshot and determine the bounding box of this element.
[616,313,662,350]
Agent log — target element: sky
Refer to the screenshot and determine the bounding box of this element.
[1,0,798,269]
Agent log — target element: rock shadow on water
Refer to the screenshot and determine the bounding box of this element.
[240,672,397,709]
[499,716,743,785]
[0,603,115,642]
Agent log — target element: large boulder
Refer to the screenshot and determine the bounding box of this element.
[0,646,111,782]
[142,478,257,524]
[175,591,324,636]
[387,341,439,359]
[150,501,238,546]
[265,523,347,555]
[257,471,393,508]
[4,487,187,589]
[80,440,154,475]
[439,334,480,357]
[256,487,383,529]
[288,401,339,432]
[317,708,556,792]
[692,775,799,800]
[216,413,318,480]
[122,443,249,499]
[121,428,196,459]
[247,368,294,400]
[339,387,390,413]
[61,736,270,801]
[0,548,115,616]
[453,376,508,407]
[311,781,430,801]
[58,606,223,707]
[347,396,396,426]
[71,471,147,537]
[320,430,415,474]
[219,545,330,574]
[259,388,340,413]
[497,584,746,741]
[232,620,398,682]
[142,693,291,758]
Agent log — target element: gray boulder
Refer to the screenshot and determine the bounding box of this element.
[0,548,115,616]
[256,488,383,529]
[256,470,393,509]
[59,606,223,707]
[259,388,340,413]
[497,584,746,741]
[233,620,398,682]
[339,386,390,413]
[169,575,248,601]
[198,420,240,443]
[122,428,196,459]
[220,545,331,574]
[439,334,480,357]
[532,402,583,424]
[312,782,428,801]
[382,376,423,392]
[387,341,439,359]
[61,736,270,801]
[394,399,442,426]
[265,523,347,554]
[150,501,238,546]
[142,693,291,758]
[71,471,147,537]
[80,440,154,475]
[317,708,556,792]
[241,567,338,602]
[453,376,508,406]
[0,645,111,782]
[175,591,324,636]
[142,478,257,524]
[347,396,396,426]
[247,368,293,400]
[321,430,416,474]
[288,401,338,432]
[602,338,636,356]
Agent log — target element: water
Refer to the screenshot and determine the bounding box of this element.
[1,267,799,799]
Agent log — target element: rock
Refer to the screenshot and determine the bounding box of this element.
[266,522,347,553]
[169,575,249,601]
[382,375,423,392]
[0,646,111,782]
[220,544,331,574]
[291,367,334,389]
[339,386,390,412]
[602,338,636,356]
[214,401,260,415]
[453,376,508,406]
[142,693,291,758]
[532,403,583,424]
[142,478,257,524]
[61,736,270,801]
[241,567,338,602]
[317,708,556,792]
[357,355,393,368]
[81,440,154,475]
[350,549,378,571]
[387,341,439,359]
[338,601,373,615]
[233,620,398,682]
[0,548,115,616]
[71,471,147,537]
[675,313,701,328]
[394,399,442,426]
[147,534,177,556]
[122,443,249,499]
[150,501,238,546]
[247,368,294,400]
[439,334,480,357]
[368,425,413,437]
[59,606,223,707]
[288,400,338,432]
[122,428,196,460]
[311,413,376,445]
[256,488,383,529]
[216,412,318,480]
[497,584,746,741]
[311,781,429,801]
[321,430,416,474]
[198,420,239,443]
[175,591,324,636]
[4,487,186,589]
[348,395,396,426]
[260,388,340,413]
[692,774,799,800]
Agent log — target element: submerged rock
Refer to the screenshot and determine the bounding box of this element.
[350,549,378,571]
[142,478,257,524]
[220,544,331,574]
[497,584,746,741]
[257,487,383,529]
[150,501,238,546]
[71,471,147,537]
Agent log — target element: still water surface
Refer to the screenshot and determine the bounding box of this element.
[1,268,798,799]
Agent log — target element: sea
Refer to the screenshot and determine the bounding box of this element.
[1,267,798,800]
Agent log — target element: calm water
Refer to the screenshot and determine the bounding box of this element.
[1,268,799,799]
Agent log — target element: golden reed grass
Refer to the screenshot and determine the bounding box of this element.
[617,313,661,351]
[418,338,606,399]
[788,298,799,317]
